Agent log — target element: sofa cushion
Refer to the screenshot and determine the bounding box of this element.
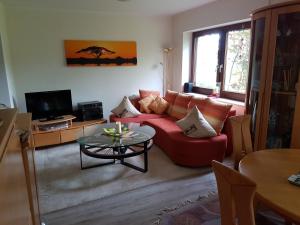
[149,96,169,114]
[188,96,207,112]
[139,89,160,99]
[144,117,181,133]
[143,117,227,167]
[110,113,167,124]
[111,96,141,118]
[201,98,232,135]
[164,90,178,114]
[139,95,155,113]
[169,93,192,120]
[176,106,217,138]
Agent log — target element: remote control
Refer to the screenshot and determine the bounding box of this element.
[288,174,300,187]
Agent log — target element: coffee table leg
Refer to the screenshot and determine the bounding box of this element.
[80,144,116,170]
[80,144,84,169]
[144,151,148,172]
[121,141,149,173]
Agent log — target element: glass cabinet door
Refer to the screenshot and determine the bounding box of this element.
[266,11,300,148]
[247,17,267,149]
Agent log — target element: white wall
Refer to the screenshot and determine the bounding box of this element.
[0,3,16,107]
[171,0,290,92]
[6,7,172,117]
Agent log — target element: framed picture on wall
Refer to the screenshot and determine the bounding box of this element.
[64,40,137,67]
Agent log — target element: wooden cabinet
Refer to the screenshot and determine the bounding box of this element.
[32,118,107,147]
[61,127,83,143]
[33,131,61,147]
[246,1,300,150]
[0,109,40,225]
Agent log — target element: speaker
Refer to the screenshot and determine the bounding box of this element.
[77,101,103,121]
[183,82,193,93]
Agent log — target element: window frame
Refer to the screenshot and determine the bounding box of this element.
[191,21,251,102]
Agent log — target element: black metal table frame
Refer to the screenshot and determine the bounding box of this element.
[79,140,152,173]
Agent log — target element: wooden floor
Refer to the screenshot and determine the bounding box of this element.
[42,172,217,225]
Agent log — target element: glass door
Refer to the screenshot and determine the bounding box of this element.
[246,11,271,150]
[265,8,300,148]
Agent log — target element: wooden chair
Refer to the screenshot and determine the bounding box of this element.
[212,160,257,225]
[229,115,253,169]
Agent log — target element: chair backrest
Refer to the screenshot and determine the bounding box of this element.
[212,160,257,225]
[229,115,253,169]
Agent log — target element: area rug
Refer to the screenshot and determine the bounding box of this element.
[35,143,211,214]
[155,193,285,225]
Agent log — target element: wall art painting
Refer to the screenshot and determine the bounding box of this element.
[64,40,137,67]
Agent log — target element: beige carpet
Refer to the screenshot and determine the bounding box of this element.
[35,143,211,214]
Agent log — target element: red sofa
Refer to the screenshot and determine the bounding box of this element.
[110,98,236,167]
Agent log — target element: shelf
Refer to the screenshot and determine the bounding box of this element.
[271,90,297,95]
[32,115,75,126]
[32,115,76,132]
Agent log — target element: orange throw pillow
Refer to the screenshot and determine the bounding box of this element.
[188,96,207,112]
[149,96,169,114]
[139,95,155,113]
[170,93,192,119]
[201,98,232,135]
[139,89,160,99]
[164,90,178,115]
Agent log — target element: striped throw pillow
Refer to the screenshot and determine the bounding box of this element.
[188,96,207,112]
[164,90,178,115]
[170,93,192,119]
[201,98,232,135]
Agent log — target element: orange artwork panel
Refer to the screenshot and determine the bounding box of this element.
[64,40,137,67]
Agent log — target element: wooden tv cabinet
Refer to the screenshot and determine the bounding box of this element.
[32,115,107,148]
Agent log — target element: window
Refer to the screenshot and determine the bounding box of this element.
[191,22,251,101]
[195,33,220,89]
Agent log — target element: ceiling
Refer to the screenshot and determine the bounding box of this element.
[0,0,216,16]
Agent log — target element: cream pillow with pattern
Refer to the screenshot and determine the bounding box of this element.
[176,106,217,138]
[111,96,141,118]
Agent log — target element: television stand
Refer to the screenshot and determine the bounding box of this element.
[39,116,64,122]
[31,115,107,148]
[33,115,75,132]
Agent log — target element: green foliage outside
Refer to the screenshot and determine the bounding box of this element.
[224,29,251,93]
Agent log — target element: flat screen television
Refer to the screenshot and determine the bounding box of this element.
[25,89,73,120]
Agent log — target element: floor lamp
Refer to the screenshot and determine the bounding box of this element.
[162,47,172,94]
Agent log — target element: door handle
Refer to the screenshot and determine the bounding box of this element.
[218,64,223,73]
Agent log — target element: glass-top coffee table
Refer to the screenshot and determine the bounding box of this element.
[77,123,156,172]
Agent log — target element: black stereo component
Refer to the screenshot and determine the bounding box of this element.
[183,82,193,93]
[77,101,103,121]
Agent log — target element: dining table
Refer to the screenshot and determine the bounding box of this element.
[239,149,300,223]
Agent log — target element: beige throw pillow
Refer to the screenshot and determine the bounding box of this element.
[111,96,141,118]
[176,106,217,138]
[139,95,155,113]
[149,96,169,114]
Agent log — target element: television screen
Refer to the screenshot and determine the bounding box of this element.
[25,90,73,120]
